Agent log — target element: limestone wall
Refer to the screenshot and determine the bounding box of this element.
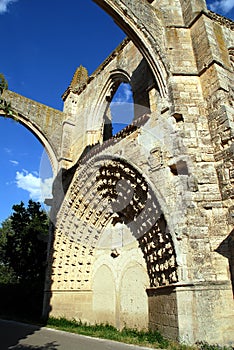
[61,39,155,167]
[45,0,234,346]
[2,4,233,343]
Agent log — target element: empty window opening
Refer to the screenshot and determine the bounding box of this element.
[172,113,184,123]
[104,82,134,139]
[169,160,189,176]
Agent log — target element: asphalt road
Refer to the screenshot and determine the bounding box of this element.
[0,319,157,350]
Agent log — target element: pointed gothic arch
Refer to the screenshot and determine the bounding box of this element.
[51,154,179,291]
[93,0,169,97]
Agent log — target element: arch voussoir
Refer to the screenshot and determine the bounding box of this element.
[93,0,169,97]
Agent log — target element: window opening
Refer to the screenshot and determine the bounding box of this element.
[104,82,134,139]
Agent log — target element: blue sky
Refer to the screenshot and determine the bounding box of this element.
[0,0,233,224]
[0,0,125,223]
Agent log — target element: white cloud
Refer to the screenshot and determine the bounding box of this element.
[208,0,234,13]
[9,159,19,166]
[15,170,53,202]
[122,84,132,102]
[0,0,17,14]
[40,177,53,200]
[113,84,133,104]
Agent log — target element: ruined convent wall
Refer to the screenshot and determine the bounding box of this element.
[5,0,228,346]
[50,105,233,344]
[1,2,233,344]
[51,3,234,344]
[47,0,234,346]
[61,40,155,167]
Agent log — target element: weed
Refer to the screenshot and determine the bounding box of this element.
[43,317,234,350]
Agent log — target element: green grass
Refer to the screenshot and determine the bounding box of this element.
[47,317,233,350]
[196,343,233,350]
[1,314,231,350]
[46,317,196,349]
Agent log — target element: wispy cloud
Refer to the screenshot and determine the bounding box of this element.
[15,170,53,202]
[0,0,17,14]
[9,159,19,166]
[4,147,12,154]
[113,84,133,104]
[208,0,234,13]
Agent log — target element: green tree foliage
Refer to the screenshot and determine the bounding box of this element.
[0,73,15,117]
[0,218,18,284]
[0,201,49,320]
[0,200,49,284]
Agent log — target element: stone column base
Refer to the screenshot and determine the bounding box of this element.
[147,281,234,346]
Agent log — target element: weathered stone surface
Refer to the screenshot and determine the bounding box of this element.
[2,90,65,173]
[1,0,234,346]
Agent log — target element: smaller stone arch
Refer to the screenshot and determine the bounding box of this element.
[1,90,65,174]
[95,69,131,109]
[92,61,156,142]
[92,69,132,137]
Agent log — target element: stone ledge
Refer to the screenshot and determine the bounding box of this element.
[146,280,232,295]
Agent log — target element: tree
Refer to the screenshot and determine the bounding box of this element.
[0,200,49,320]
[0,73,16,117]
[0,200,49,284]
[0,218,17,284]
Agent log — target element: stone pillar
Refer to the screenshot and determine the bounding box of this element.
[148,281,234,346]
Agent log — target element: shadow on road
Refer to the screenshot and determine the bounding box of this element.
[0,319,59,350]
[9,342,59,350]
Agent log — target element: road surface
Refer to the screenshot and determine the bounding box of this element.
[0,319,157,350]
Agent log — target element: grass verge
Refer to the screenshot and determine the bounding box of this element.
[0,314,231,350]
[47,316,171,349]
[47,317,232,350]
[47,317,233,350]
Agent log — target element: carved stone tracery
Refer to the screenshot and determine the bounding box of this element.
[138,215,178,287]
[52,156,178,290]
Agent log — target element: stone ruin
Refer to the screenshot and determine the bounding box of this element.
[2,0,234,346]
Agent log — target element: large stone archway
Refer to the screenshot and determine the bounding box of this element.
[49,153,179,332]
[93,0,169,97]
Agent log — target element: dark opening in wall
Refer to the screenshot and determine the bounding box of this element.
[172,113,184,123]
[169,160,189,176]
